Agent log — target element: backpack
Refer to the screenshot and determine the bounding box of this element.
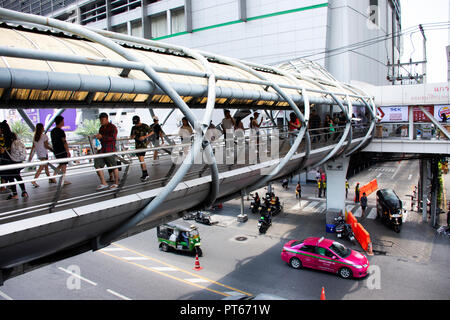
[9,139,27,162]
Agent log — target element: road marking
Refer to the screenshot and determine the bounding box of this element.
[346,205,354,213]
[224,291,244,296]
[123,257,150,261]
[100,250,231,297]
[185,278,210,283]
[107,289,132,300]
[101,248,125,252]
[354,207,363,218]
[99,243,252,297]
[377,173,382,178]
[304,201,319,211]
[408,174,412,180]
[58,267,97,286]
[151,267,178,272]
[367,208,377,219]
[0,290,13,300]
[391,161,403,180]
[317,202,327,213]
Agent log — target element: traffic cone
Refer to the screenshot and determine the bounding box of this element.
[193,253,203,271]
[367,242,374,256]
[320,287,326,300]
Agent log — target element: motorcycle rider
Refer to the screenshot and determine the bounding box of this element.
[275,196,281,210]
[253,192,261,206]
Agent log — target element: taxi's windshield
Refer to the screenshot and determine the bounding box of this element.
[330,242,351,258]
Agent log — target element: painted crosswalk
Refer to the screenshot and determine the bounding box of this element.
[367,208,377,219]
[303,201,320,211]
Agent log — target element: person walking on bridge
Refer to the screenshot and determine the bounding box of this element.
[94,113,119,190]
[50,116,71,186]
[0,120,28,199]
[28,123,56,187]
[149,116,164,165]
[130,115,153,181]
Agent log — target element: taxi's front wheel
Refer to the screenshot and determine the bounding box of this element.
[339,267,352,279]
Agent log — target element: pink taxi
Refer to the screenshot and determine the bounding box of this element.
[281,237,369,279]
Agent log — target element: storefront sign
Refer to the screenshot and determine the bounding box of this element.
[377,106,408,122]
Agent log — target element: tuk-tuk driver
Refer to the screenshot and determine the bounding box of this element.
[180,231,189,245]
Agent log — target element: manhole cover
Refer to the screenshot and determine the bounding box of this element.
[235,236,248,242]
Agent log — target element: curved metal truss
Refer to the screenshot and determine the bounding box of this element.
[0,8,377,246]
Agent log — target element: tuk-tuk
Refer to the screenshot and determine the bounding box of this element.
[376,188,404,233]
[157,222,202,256]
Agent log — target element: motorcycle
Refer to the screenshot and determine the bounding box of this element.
[183,211,213,225]
[334,216,356,243]
[257,214,272,234]
[267,203,283,216]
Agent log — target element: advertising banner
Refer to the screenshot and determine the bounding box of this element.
[412,106,434,122]
[377,106,408,122]
[434,105,450,122]
[39,109,77,132]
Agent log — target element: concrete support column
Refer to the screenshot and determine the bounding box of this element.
[409,106,414,140]
[141,0,151,39]
[185,0,193,33]
[106,0,112,31]
[166,10,172,35]
[238,0,247,22]
[420,159,429,223]
[430,157,439,227]
[324,156,350,229]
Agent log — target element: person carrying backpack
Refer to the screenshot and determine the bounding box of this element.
[0,120,28,199]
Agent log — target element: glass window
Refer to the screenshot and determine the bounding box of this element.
[290,241,303,248]
[324,249,335,258]
[171,8,185,34]
[112,23,128,35]
[300,245,315,253]
[131,20,142,37]
[151,14,167,38]
[315,246,327,256]
[330,242,351,258]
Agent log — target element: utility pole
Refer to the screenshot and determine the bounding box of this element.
[387,25,428,85]
[419,24,427,84]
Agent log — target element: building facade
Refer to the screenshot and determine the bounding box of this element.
[0,0,401,86]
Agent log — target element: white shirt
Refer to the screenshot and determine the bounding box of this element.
[33,134,49,159]
[222,118,234,131]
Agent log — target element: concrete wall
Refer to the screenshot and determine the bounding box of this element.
[326,0,400,86]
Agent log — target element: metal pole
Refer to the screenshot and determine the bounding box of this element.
[17,108,36,132]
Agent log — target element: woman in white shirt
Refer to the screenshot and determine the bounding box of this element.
[28,123,56,187]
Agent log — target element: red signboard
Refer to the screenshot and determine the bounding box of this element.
[412,105,434,122]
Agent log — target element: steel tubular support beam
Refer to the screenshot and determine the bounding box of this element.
[44,108,66,133]
[17,108,36,132]
[0,8,213,247]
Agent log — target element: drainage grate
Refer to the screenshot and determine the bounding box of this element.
[235,236,248,242]
[372,250,387,256]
